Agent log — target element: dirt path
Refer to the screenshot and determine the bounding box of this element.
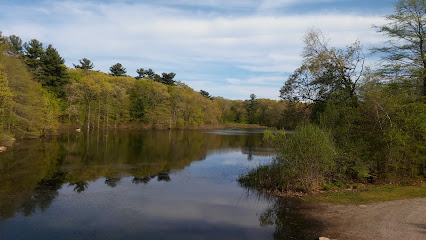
[308,198,426,240]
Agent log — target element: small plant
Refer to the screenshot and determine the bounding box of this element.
[322,184,331,191]
[333,181,343,188]
[352,185,358,189]
[346,184,351,189]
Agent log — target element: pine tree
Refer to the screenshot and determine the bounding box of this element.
[73,58,94,70]
[39,44,69,98]
[109,63,127,76]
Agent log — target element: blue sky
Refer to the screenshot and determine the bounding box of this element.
[0,0,395,99]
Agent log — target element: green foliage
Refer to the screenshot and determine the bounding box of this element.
[374,0,426,96]
[40,90,61,135]
[73,58,94,71]
[136,68,155,80]
[242,124,337,193]
[64,70,222,129]
[129,80,150,123]
[160,72,176,86]
[38,45,69,98]
[0,64,15,141]
[6,35,23,55]
[246,93,258,124]
[0,43,60,138]
[275,124,337,192]
[279,101,310,129]
[280,29,363,103]
[109,63,127,77]
[354,79,426,180]
[214,97,309,128]
[238,164,285,191]
[200,90,211,99]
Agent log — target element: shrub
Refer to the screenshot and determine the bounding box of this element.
[273,123,337,192]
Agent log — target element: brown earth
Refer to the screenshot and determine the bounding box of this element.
[309,198,426,240]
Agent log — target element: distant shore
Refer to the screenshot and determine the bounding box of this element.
[59,123,268,131]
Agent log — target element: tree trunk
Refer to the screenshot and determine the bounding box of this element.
[97,101,100,129]
[87,102,91,130]
[106,108,109,130]
[421,43,426,97]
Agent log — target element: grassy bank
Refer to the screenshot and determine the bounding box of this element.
[239,167,426,204]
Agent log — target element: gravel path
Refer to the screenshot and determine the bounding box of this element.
[309,198,426,240]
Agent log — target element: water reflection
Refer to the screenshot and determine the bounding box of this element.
[0,129,323,240]
[69,181,89,193]
[104,177,121,188]
[132,176,152,184]
[19,171,66,216]
[259,198,324,240]
[0,129,272,220]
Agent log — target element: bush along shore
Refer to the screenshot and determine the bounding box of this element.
[238,124,425,198]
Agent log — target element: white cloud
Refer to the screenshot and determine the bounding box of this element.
[226,78,241,84]
[0,0,388,99]
[257,0,335,12]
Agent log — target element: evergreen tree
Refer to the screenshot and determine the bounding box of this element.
[154,74,162,83]
[39,44,69,98]
[161,72,176,86]
[136,68,156,80]
[200,90,211,99]
[23,39,44,72]
[7,35,23,55]
[73,58,94,70]
[246,93,258,124]
[109,63,126,76]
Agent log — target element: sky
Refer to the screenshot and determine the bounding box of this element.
[0,0,395,100]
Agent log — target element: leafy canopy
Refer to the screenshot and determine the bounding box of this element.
[280,29,364,103]
[373,0,426,96]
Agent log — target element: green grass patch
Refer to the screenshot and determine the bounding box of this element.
[305,183,426,205]
[238,164,287,191]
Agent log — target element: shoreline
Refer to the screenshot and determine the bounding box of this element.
[59,123,268,131]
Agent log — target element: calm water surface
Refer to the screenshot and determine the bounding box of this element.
[0,129,321,240]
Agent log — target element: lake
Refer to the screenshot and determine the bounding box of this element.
[0,129,322,240]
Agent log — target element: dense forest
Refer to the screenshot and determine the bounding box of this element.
[0,33,309,142]
[240,0,426,191]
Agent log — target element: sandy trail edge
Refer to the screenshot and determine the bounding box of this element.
[306,198,426,240]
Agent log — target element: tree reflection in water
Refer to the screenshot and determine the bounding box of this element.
[105,177,121,188]
[19,171,66,216]
[132,176,152,184]
[258,197,325,240]
[157,171,171,182]
[1,129,274,222]
[68,181,89,193]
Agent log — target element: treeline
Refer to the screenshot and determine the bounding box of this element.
[241,0,426,191]
[215,96,309,129]
[0,32,308,142]
[65,70,223,129]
